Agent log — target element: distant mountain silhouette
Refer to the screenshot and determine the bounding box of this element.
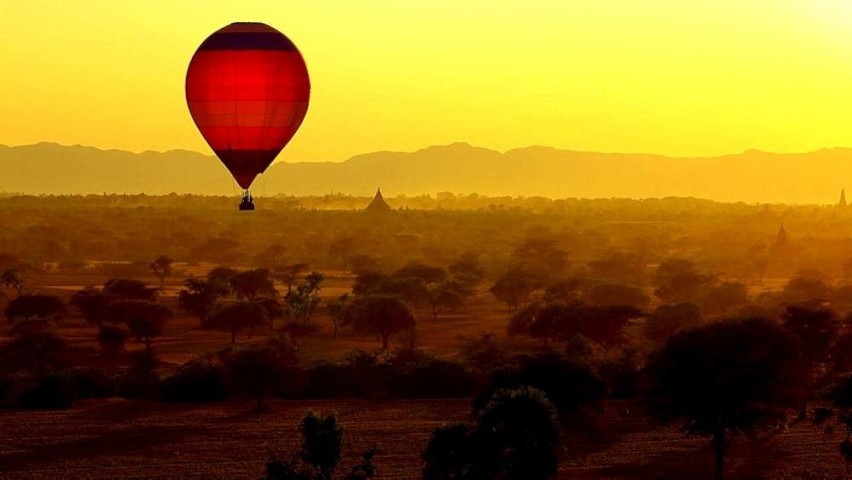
[1,141,850,203]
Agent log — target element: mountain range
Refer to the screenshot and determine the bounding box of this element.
[0,142,849,204]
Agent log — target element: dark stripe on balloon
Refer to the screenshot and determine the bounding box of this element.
[214,148,283,189]
[198,32,296,51]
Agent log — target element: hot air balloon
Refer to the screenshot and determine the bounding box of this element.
[186,22,310,210]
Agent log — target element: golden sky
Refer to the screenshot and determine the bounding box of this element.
[2,1,852,162]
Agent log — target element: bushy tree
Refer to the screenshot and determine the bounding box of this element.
[348,295,415,350]
[283,271,324,324]
[326,294,351,337]
[177,277,229,325]
[227,341,297,411]
[231,268,277,300]
[4,294,64,323]
[204,301,270,344]
[111,300,172,354]
[646,318,810,480]
[150,254,173,288]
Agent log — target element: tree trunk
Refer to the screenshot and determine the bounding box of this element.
[712,428,726,480]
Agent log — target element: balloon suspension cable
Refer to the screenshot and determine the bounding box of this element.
[239,188,255,211]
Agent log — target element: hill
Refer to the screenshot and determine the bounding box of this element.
[1,142,850,203]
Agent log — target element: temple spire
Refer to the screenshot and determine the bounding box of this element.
[365,187,392,213]
[840,188,847,207]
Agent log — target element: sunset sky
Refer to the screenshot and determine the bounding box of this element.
[2,1,852,162]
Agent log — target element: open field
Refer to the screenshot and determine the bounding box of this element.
[0,398,846,479]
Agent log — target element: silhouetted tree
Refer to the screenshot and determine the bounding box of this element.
[204,301,270,344]
[149,254,173,288]
[423,387,560,480]
[643,302,703,343]
[0,268,25,296]
[283,271,324,324]
[97,324,129,357]
[1,331,67,374]
[227,341,297,411]
[653,259,713,303]
[4,294,64,323]
[490,269,537,311]
[274,263,310,294]
[329,236,356,272]
[449,251,485,289]
[207,266,238,294]
[782,304,839,366]
[394,261,447,286]
[112,300,172,355]
[231,268,277,300]
[510,237,567,284]
[255,244,287,267]
[780,275,833,304]
[348,295,415,350]
[700,282,748,316]
[70,287,113,325]
[102,278,157,301]
[177,277,229,325]
[326,294,351,337]
[427,282,466,321]
[646,318,810,480]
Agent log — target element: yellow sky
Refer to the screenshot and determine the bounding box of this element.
[2,1,852,162]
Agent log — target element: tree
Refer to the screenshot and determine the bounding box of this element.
[700,282,748,316]
[779,275,832,304]
[274,263,310,294]
[149,254,173,288]
[255,244,287,267]
[207,266,238,294]
[204,301,270,344]
[329,236,356,272]
[427,282,466,321]
[348,295,415,350]
[231,268,277,300]
[510,237,567,284]
[283,271,324,324]
[261,412,376,480]
[4,294,64,323]
[1,331,67,374]
[423,387,561,480]
[111,300,172,354]
[326,294,351,337]
[227,341,297,411]
[97,324,129,357]
[474,387,560,480]
[70,287,113,325]
[0,268,25,296]
[490,269,537,311]
[177,277,229,325]
[449,251,485,289]
[643,302,703,343]
[781,304,839,365]
[394,261,447,286]
[653,259,713,303]
[102,278,157,301]
[646,318,810,480]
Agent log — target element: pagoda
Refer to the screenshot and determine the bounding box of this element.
[365,188,392,214]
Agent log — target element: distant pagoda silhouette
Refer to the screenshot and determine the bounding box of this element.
[769,224,792,260]
[840,188,847,207]
[365,188,392,214]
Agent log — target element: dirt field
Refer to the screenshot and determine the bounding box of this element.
[0,398,847,479]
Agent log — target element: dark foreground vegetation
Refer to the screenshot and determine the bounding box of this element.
[4,194,852,478]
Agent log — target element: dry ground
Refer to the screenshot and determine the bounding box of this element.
[0,398,848,479]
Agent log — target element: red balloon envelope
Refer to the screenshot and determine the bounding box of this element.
[186,22,310,189]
